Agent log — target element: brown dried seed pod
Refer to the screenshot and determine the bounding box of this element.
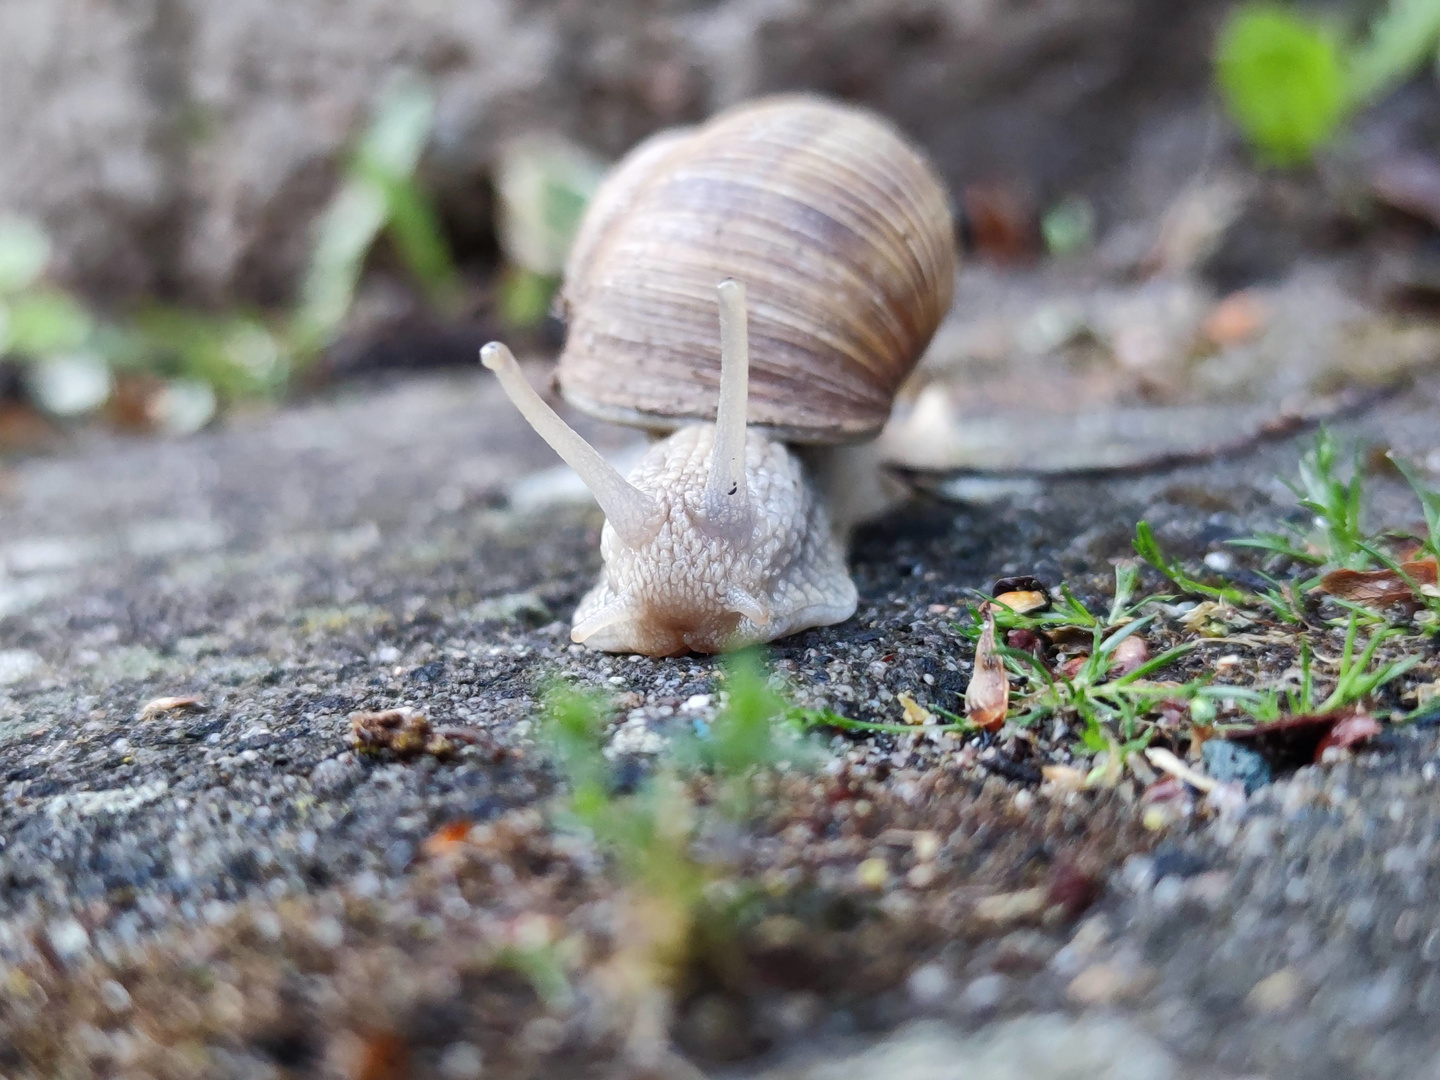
[556,94,956,444]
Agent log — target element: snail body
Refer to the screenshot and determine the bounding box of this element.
[482,96,956,656]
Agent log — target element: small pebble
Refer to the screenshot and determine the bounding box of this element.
[959,972,1009,1014]
[857,857,888,889]
[520,1017,566,1055]
[1067,961,1148,1005]
[438,1042,484,1080]
[912,831,941,861]
[99,980,132,1013]
[1247,968,1300,1015]
[1121,855,1156,893]
[906,863,937,889]
[47,918,90,961]
[906,963,951,1007]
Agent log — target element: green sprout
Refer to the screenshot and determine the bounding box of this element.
[495,938,576,1011]
[684,649,792,816]
[538,680,707,911]
[1134,520,1302,623]
[493,136,603,330]
[1389,451,1440,560]
[994,612,1211,750]
[1216,5,1348,166]
[1231,428,1368,569]
[1242,612,1418,722]
[1346,0,1440,105]
[1216,0,1440,166]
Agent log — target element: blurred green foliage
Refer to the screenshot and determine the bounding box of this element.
[536,649,807,903]
[292,76,460,356]
[1216,0,1440,166]
[1347,0,1440,103]
[0,76,461,433]
[1216,6,1348,166]
[493,135,604,330]
[1040,196,1097,257]
[497,267,561,331]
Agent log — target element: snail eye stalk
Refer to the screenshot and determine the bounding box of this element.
[696,277,755,543]
[481,342,663,549]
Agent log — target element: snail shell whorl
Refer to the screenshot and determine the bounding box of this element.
[556,95,957,445]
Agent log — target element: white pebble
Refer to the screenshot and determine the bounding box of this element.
[438,1042,484,1080]
[47,917,90,960]
[907,963,952,1006]
[99,980,132,1013]
[960,972,1010,1013]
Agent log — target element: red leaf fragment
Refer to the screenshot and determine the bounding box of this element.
[1157,699,1190,729]
[352,1032,409,1080]
[1226,708,1378,770]
[423,819,473,860]
[1047,860,1101,920]
[1141,776,1191,806]
[1315,714,1382,761]
[1006,628,1047,663]
[1110,634,1150,677]
[961,183,1037,263]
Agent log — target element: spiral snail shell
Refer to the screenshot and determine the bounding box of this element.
[482,95,958,655]
[557,94,955,443]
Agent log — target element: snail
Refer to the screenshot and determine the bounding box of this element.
[481,95,956,656]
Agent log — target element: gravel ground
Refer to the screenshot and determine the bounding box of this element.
[4,368,1440,1077]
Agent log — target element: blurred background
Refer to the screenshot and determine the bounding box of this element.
[1,0,1438,464]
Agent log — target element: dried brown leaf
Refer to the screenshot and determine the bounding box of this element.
[422,820,473,861]
[137,695,206,721]
[1319,558,1437,606]
[348,707,454,759]
[966,602,1009,730]
[1202,289,1269,347]
[1226,708,1362,769]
